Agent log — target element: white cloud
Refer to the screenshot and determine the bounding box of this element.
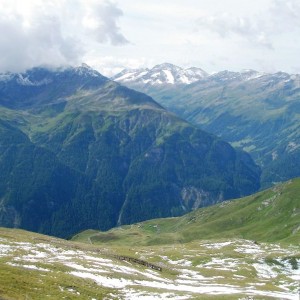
[83,1,129,46]
[86,55,152,77]
[274,0,300,16]
[0,0,300,75]
[196,13,273,49]
[97,0,300,75]
[195,0,300,50]
[270,0,300,28]
[0,0,128,72]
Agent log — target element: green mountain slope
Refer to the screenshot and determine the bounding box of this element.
[73,178,300,246]
[1,227,299,299]
[114,70,300,188]
[0,65,260,238]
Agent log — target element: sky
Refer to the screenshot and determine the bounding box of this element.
[1,0,300,76]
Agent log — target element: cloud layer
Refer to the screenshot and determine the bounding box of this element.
[1,0,300,75]
[196,0,300,50]
[197,14,273,49]
[0,0,128,72]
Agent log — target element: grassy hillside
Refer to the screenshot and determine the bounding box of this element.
[73,178,300,247]
[1,225,299,299]
[1,177,299,299]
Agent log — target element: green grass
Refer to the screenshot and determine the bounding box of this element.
[73,178,300,247]
[0,262,112,300]
[0,228,116,300]
[1,226,299,299]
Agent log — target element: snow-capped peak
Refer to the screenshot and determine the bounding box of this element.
[0,72,13,82]
[112,63,208,86]
[111,68,149,83]
[208,69,266,82]
[0,64,106,88]
[73,63,102,77]
[240,69,265,80]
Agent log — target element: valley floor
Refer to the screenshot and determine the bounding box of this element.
[0,228,299,299]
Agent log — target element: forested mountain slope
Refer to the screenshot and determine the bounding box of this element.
[113,66,300,188]
[0,65,260,237]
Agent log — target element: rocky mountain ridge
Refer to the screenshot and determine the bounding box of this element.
[112,63,300,188]
[112,63,208,86]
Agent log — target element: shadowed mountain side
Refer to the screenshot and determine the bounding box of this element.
[0,65,260,237]
[113,66,300,189]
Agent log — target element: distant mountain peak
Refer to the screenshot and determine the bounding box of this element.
[112,63,208,86]
[208,69,266,82]
[152,62,181,71]
[0,65,108,88]
[0,65,163,111]
[73,63,102,77]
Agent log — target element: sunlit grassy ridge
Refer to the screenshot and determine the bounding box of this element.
[73,178,300,247]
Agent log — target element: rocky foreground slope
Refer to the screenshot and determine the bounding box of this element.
[0,228,299,299]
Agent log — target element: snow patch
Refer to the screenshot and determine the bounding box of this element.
[123,289,189,300]
[0,244,12,256]
[134,280,241,295]
[70,271,131,288]
[235,244,264,254]
[253,262,278,278]
[1,236,299,299]
[163,70,175,84]
[6,262,49,272]
[202,241,233,249]
[201,258,239,271]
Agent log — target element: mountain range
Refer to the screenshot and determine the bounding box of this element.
[0,64,260,237]
[113,63,300,188]
[112,63,208,85]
